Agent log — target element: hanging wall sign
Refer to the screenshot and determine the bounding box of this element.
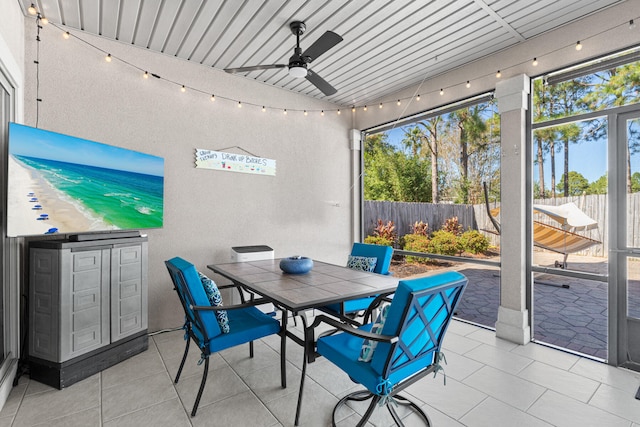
[195,149,276,176]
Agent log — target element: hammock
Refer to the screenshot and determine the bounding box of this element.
[483,184,601,268]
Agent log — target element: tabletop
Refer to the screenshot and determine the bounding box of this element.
[207,258,398,313]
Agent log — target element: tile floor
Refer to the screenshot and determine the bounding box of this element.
[1,317,640,427]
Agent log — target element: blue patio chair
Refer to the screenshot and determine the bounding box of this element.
[322,242,393,317]
[165,257,283,416]
[295,271,467,426]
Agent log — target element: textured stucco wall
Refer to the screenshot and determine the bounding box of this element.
[21,21,354,331]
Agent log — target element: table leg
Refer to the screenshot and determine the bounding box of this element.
[280,310,288,388]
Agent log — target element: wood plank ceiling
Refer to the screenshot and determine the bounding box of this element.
[20,0,627,106]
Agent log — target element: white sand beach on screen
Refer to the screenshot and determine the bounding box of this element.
[7,155,111,236]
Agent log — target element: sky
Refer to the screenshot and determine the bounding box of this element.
[8,123,164,177]
[383,119,640,188]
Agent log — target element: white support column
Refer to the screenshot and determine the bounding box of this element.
[350,129,362,243]
[494,74,531,344]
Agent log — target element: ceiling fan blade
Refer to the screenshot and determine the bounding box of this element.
[302,31,343,62]
[224,64,286,74]
[306,69,337,96]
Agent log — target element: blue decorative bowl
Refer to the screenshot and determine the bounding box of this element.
[280,256,314,274]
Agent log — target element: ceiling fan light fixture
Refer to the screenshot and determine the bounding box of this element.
[288,65,308,78]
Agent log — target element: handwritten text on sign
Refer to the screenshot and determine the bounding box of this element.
[195,149,276,176]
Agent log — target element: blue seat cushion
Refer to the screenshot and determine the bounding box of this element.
[317,322,389,394]
[371,272,467,382]
[167,257,221,341]
[208,306,280,353]
[351,243,393,275]
[323,296,376,315]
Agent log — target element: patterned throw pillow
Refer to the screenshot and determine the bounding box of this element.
[347,255,377,272]
[198,272,230,334]
[358,304,390,362]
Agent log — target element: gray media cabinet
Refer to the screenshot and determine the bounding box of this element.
[28,235,149,389]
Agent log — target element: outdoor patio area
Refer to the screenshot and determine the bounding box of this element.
[2,314,639,426]
[440,251,616,360]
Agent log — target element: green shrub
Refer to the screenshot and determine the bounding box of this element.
[459,229,490,254]
[402,234,430,264]
[364,235,393,246]
[427,230,462,255]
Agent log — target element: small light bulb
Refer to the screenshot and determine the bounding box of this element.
[262,106,266,112]
[466,81,471,88]
[283,109,287,115]
[304,110,308,116]
[181,85,186,93]
[532,58,538,66]
[28,4,37,15]
[496,70,501,78]
[416,94,421,101]
[40,16,48,25]
[337,109,341,115]
[321,110,324,116]
[630,20,636,30]
[237,101,242,108]
[575,41,582,51]
[396,99,401,106]
[105,54,112,62]
[363,105,367,111]
[379,103,383,109]
[143,71,149,79]
[210,94,215,101]
[63,31,70,39]
[351,106,356,112]
[440,89,444,96]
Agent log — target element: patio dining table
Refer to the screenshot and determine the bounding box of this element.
[207,258,399,387]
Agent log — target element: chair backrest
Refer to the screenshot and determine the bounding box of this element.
[351,242,393,275]
[165,257,222,349]
[370,271,467,384]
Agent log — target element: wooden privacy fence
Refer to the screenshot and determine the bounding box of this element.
[365,193,640,258]
[363,201,477,239]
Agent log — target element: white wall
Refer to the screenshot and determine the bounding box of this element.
[21,22,354,331]
[355,1,639,131]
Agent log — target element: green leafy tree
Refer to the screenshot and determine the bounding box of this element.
[363,133,398,201]
[632,172,640,193]
[581,62,640,193]
[587,174,608,195]
[363,133,432,202]
[556,171,589,196]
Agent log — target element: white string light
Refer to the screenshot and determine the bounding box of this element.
[38,14,637,117]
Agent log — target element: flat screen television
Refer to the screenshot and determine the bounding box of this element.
[7,123,164,237]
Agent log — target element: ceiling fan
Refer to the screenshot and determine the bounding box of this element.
[224,21,343,96]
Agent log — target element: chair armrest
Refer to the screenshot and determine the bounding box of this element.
[309,314,398,344]
[362,291,395,324]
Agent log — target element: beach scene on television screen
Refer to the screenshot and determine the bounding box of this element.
[7,123,164,237]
